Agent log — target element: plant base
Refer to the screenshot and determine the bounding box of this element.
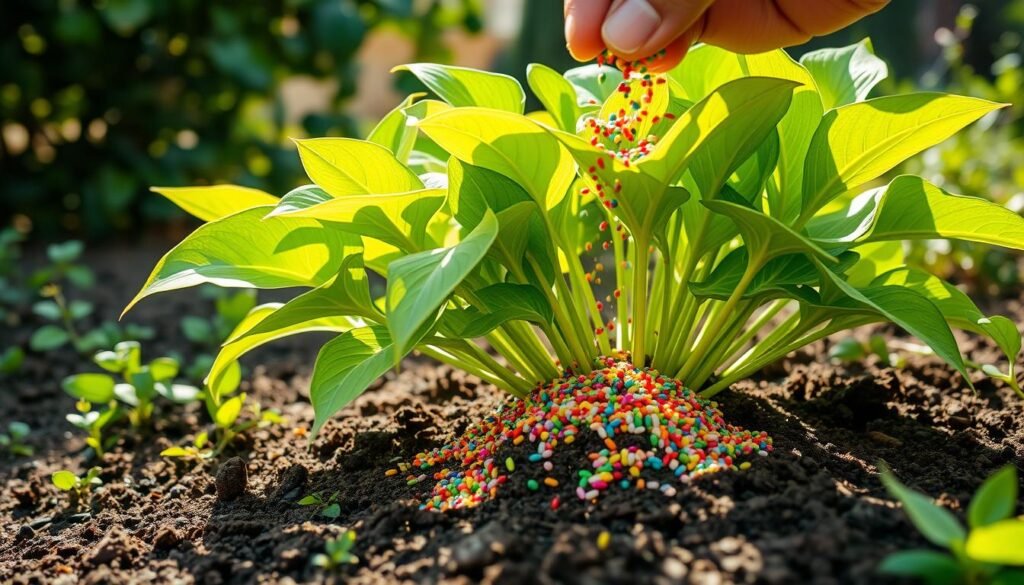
[393,356,772,511]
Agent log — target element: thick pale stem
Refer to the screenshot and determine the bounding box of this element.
[630,236,651,364]
[677,253,763,381]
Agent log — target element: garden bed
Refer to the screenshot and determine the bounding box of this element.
[1,242,1022,584]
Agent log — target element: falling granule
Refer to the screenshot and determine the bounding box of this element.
[402,357,771,512]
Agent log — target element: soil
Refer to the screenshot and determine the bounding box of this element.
[1,240,1022,584]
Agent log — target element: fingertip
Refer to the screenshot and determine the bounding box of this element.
[565,0,612,61]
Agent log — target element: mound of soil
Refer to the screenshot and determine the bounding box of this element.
[1,242,1022,584]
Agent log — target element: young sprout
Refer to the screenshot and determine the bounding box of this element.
[162,360,283,459]
[0,421,33,457]
[66,403,119,457]
[312,530,358,571]
[51,466,103,507]
[880,464,1024,584]
[298,491,341,519]
[160,431,214,460]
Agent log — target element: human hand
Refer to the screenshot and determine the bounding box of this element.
[564,0,890,71]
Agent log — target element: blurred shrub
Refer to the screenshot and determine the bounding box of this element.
[898,5,1024,295]
[1,0,480,237]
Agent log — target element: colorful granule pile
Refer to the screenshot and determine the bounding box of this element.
[392,357,772,512]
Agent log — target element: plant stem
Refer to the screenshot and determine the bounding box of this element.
[529,256,593,371]
[609,215,629,352]
[701,319,843,398]
[677,253,763,381]
[720,299,789,368]
[630,236,651,365]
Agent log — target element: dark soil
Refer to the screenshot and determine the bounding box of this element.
[1,241,1022,584]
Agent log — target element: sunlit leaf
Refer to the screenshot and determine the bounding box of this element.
[310,326,395,435]
[800,39,887,110]
[153,185,278,222]
[394,63,525,113]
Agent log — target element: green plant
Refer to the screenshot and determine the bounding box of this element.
[66,404,119,457]
[312,530,358,570]
[123,42,1024,436]
[0,421,33,457]
[0,346,25,375]
[63,341,200,431]
[161,360,284,459]
[51,466,103,507]
[27,241,153,354]
[880,464,1024,584]
[298,491,341,519]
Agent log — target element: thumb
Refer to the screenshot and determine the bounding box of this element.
[601,0,714,61]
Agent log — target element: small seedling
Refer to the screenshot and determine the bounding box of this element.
[66,404,119,456]
[51,466,103,507]
[162,360,283,459]
[880,464,1024,584]
[160,431,214,460]
[0,421,33,457]
[312,530,358,570]
[30,284,155,354]
[829,334,903,368]
[30,240,94,290]
[298,491,341,519]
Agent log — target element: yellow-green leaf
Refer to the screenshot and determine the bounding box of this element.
[294,138,422,197]
[966,520,1024,565]
[394,63,525,113]
[801,93,1006,220]
[419,107,574,210]
[124,207,349,315]
[153,185,279,222]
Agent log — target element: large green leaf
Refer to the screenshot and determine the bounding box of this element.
[385,210,499,359]
[419,107,574,210]
[860,176,1024,250]
[62,373,116,403]
[272,188,446,252]
[871,267,1021,364]
[367,93,424,162]
[968,466,1018,529]
[526,63,582,133]
[266,184,333,217]
[207,303,354,400]
[818,266,970,382]
[124,207,348,314]
[881,466,967,549]
[801,93,1005,220]
[294,138,423,197]
[448,158,532,231]
[966,520,1024,565]
[640,77,799,193]
[310,326,395,436]
[441,283,553,338]
[668,47,822,223]
[563,64,623,106]
[153,185,278,222]
[703,197,836,265]
[394,63,525,114]
[799,39,887,110]
[691,250,856,302]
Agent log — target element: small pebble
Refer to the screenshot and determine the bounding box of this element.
[215,456,247,501]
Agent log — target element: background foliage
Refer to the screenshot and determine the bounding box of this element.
[1,0,480,236]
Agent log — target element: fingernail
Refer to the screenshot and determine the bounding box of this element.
[602,0,661,55]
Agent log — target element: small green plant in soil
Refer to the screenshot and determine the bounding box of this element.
[51,466,103,508]
[880,465,1024,585]
[0,421,33,457]
[298,491,342,519]
[62,341,200,449]
[28,241,154,354]
[125,43,1024,509]
[312,530,358,571]
[161,359,284,459]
